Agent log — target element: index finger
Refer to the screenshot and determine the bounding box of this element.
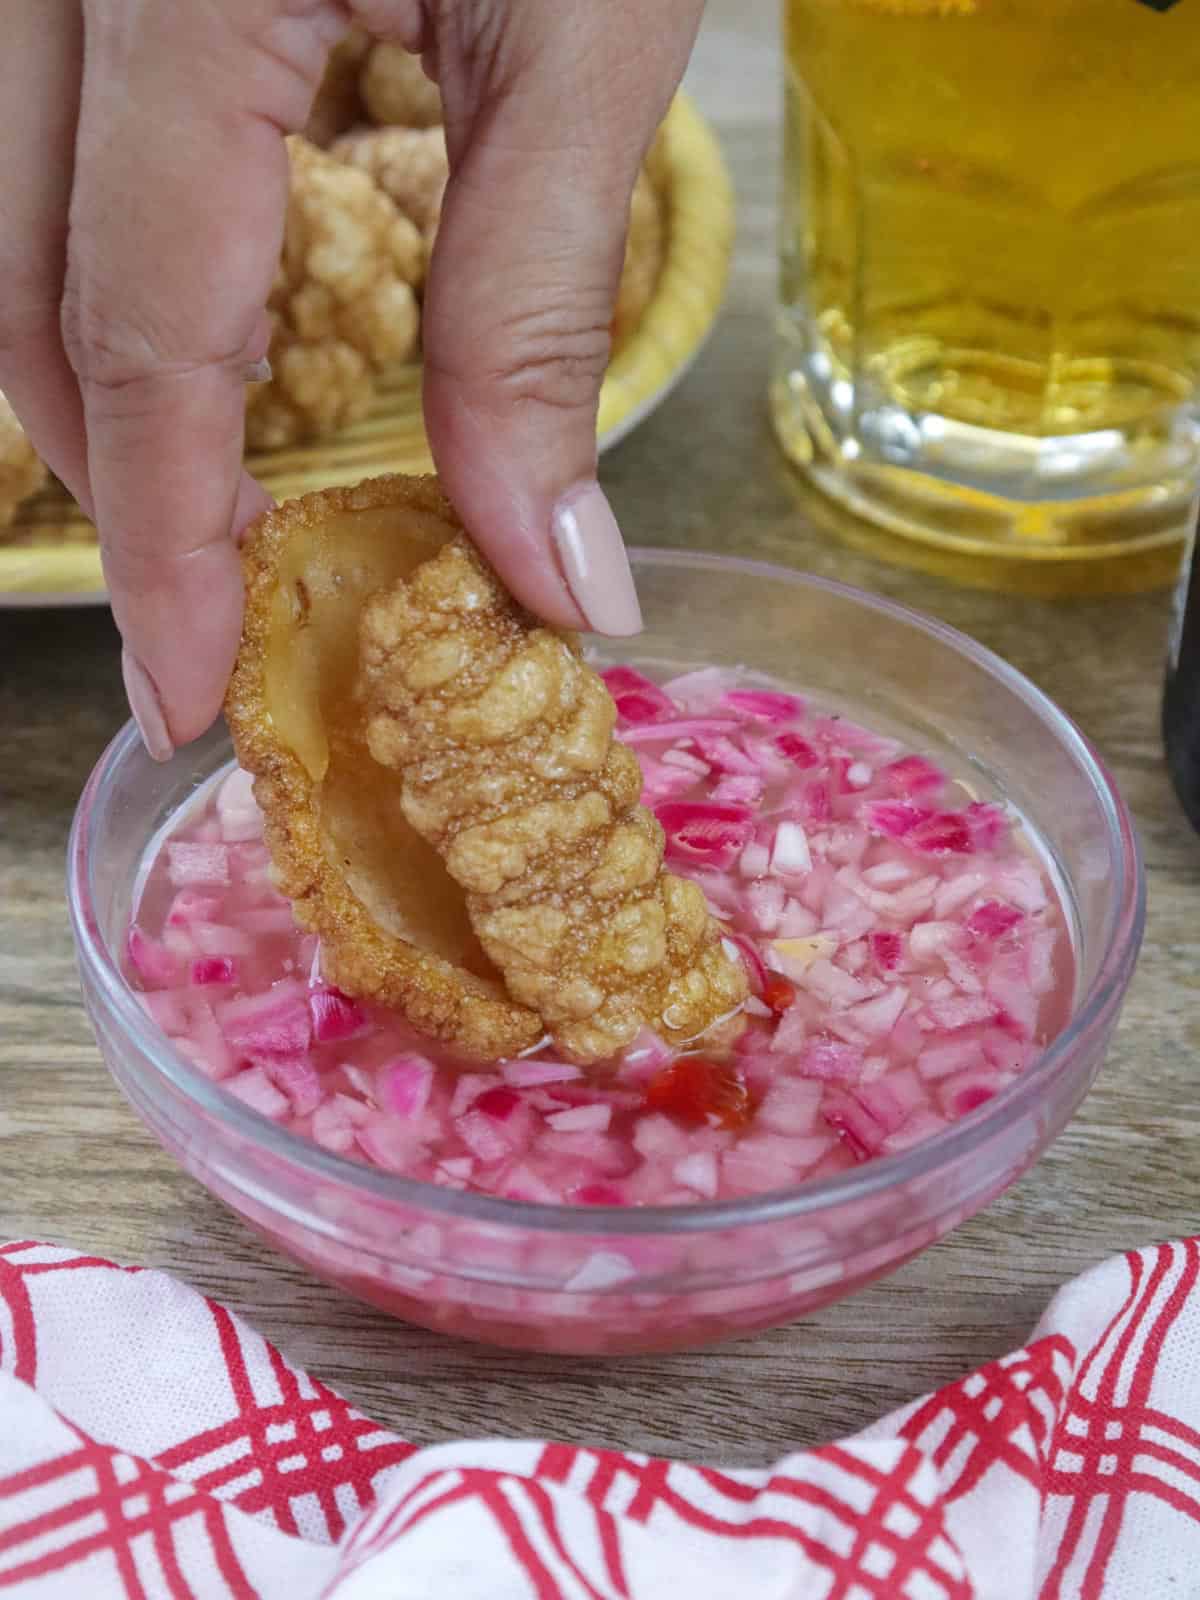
[67,0,332,744]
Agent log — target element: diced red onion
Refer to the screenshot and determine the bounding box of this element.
[712,774,766,807]
[909,921,960,962]
[721,688,805,724]
[796,1038,865,1083]
[620,1027,674,1081]
[127,925,180,986]
[573,1182,627,1206]
[673,1150,719,1197]
[166,842,230,888]
[821,1090,884,1159]
[191,957,237,987]
[966,900,1023,941]
[769,819,812,878]
[918,1036,985,1081]
[621,717,740,746]
[864,800,933,840]
[263,1055,322,1116]
[744,878,786,934]
[547,1104,612,1134]
[225,1066,289,1120]
[655,801,754,872]
[600,665,677,725]
[501,1059,584,1087]
[926,995,1001,1031]
[309,1100,354,1153]
[756,1076,822,1134]
[448,1073,500,1119]
[217,980,312,1057]
[563,1251,637,1292]
[166,890,223,928]
[455,1110,513,1165]
[309,986,368,1042]
[216,767,262,843]
[846,986,907,1037]
[660,666,738,711]
[798,959,874,1008]
[356,1115,429,1173]
[191,922,254,957]
[139,988,192,1035]
[772,732,821,770]
[881,755,946,796]
[379,1055,435,1118]
[660,747,710,776]
[883,1109,950,1152]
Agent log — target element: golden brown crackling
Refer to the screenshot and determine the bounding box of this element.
[225,476,545,1060]
[358,528,748,1062]
[330,126,448,241]
[245,139,422,452]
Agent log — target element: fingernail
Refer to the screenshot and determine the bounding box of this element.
[121,649,175,763]
[551,482,642,636]
[240,358,272,384]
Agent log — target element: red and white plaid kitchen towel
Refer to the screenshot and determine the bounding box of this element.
[1,1238,1198,1599]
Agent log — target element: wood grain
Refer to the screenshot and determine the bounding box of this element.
[3,1,1199,1466]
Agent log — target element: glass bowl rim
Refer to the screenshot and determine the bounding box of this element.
[68,548,1145,1239]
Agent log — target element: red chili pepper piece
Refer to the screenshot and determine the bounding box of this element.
[643,1056,753,1130]
[761,974,796,1016]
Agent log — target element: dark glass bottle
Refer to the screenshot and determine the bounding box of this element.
[1164,529,1200,832]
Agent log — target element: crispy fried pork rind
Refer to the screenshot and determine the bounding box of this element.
[0,392,47,530]
[226,477,546,1059]
[360,41,444,129]
[244,138,422,452]
[330,126,448,248]
[356,487,748,1063]
[227,474,746,1064]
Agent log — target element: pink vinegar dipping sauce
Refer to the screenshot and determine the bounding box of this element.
[125,665,1073,1208]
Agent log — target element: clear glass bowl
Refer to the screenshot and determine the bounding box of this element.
[68,553,1144,1355]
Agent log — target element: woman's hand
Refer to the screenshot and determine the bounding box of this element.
[0,0,702,756]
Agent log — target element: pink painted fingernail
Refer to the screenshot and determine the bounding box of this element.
[121,649,174,763]
[551,481,642,636]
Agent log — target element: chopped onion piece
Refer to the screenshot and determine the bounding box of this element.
[166,841,230,888]
[225,1066,289,1120]
[563,1252,637,1292]
[379,1055,435,1118]
[721,689,805,724]
[501,1060,584,1087]
[673,1151,719,1197]
[547,1104,613,1134]
[769,820,812,878]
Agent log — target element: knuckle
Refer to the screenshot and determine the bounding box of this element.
[60,277,165,395]
[60,273,255,412]
[432,300,612,418]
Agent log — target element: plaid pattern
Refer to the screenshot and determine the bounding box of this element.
[2,1240,1199,1598]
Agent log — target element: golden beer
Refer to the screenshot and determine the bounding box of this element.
[772,0,1200,572]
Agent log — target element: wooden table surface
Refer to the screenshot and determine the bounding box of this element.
[3,2,1199,1467]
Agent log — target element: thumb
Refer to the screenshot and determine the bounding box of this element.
[419,0,702,635]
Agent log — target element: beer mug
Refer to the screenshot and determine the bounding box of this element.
[772,0,1200,581]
